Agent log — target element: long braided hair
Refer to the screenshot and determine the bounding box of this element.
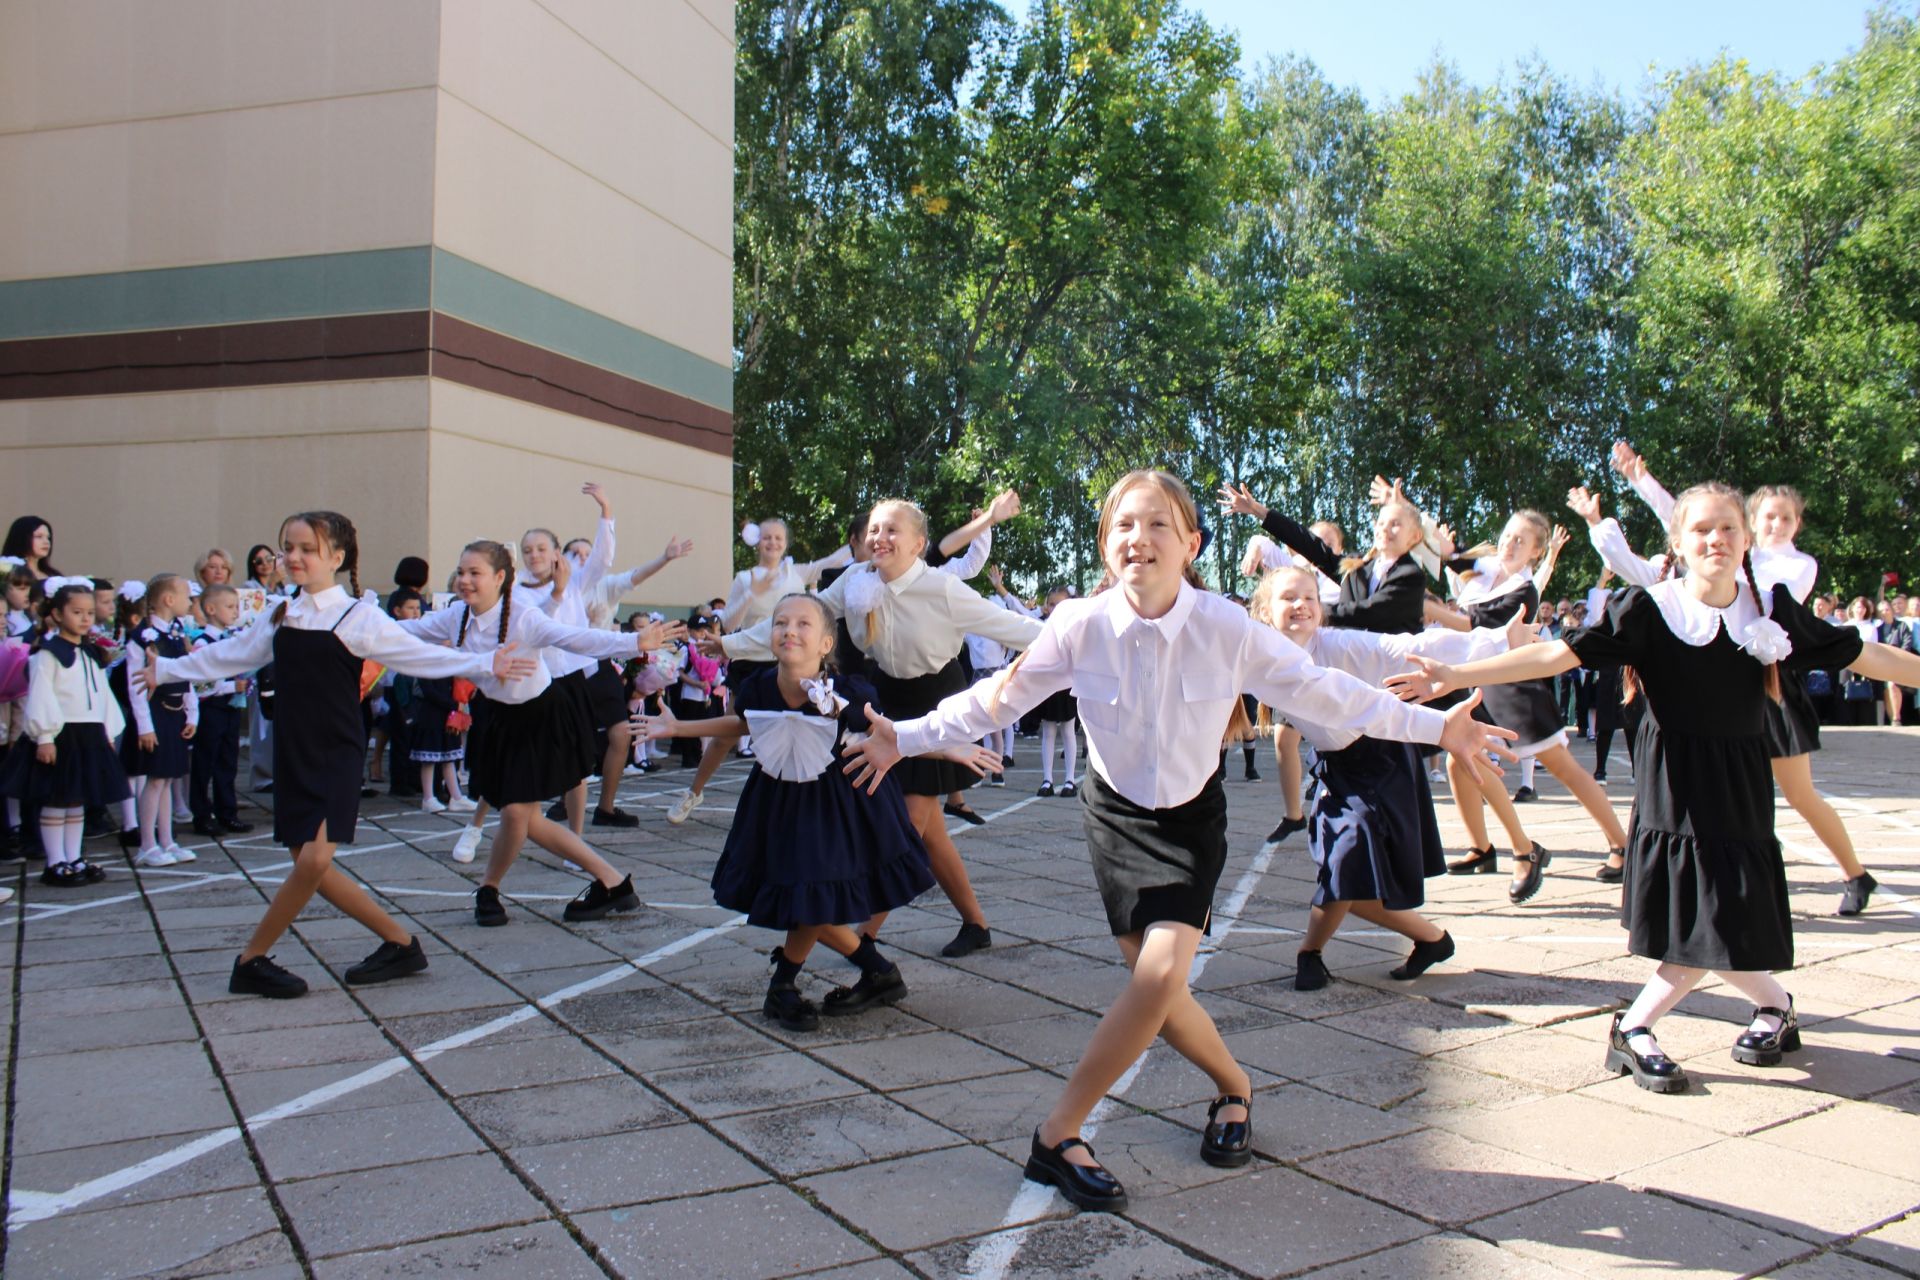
[456,541,516,647]
[269,511,360,624]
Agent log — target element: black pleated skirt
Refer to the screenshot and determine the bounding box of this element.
[1079,767,1228,936]
[873,659,980,797]
[0,722,132,807]
[583,660,630,731]
[1763,672,1821,759]
[466,681,598,806]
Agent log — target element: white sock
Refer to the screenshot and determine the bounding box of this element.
[138,778,165,849]
[1520,757,1537,790]
[1717,969,1792,1033]
[999,726,1014,758]
[1620,962,1706,1049]
[1041,721,1057,785]
[1060,721,1078,786]
[39,807,70,866]
[64,814,84,862]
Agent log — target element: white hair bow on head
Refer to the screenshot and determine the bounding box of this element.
[0,556,23,571]
[118,581,147,602]
[740,522,762,549]
[43,576,93,594]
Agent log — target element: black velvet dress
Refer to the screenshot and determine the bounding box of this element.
[1566,583,1862,970]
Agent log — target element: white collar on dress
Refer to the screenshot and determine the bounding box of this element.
[287,585,347,618]
[1648,578,1792,662]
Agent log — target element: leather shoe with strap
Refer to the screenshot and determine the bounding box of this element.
[1201,1094,1252,1167]
[1024,1130,1127,1213]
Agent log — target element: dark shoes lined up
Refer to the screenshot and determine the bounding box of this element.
[1607,999,1804,1094]
[1027,1093,1254,1213]
[228,935,428,1000]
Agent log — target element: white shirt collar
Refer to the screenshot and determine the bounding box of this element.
[289,585,347,617]
[886,558,927,595]
[1104,579,1198,642]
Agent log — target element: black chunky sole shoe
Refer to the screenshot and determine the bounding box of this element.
[1295,949,1330,991]
[1604,1014,1687,1093]
[1201,1094,1253,1168]
[764,983,820,1032]
[230,953,309,1000]
[1388,931,1454,981]
[591,807,640,828]
[475,885,509,927]
[563,874,641,922]
[822,965,908,1016]
[1837,872,1877,917]
[1025,1130,1127,1213]
[1732,999,1801,1066]
[1507,843,1551,904]
[941,922,992,958]
[1447,846,1498,875]
[345,936,429,985]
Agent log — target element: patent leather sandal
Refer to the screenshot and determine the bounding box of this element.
[1447,846,1498,875]
[1025,1130,1127,1213]
[1732,998,1801,1067]
[1201,1095,1253,1168]
[1507,843,1551,904]
[1604,1013,1687,1093]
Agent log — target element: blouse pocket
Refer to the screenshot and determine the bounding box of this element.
[1180,672,1240,724]
[1073,672,1123,732]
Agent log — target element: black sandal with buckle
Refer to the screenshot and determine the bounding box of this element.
[1732,998,1801,1066]
[1025,1130,1127,1212]
[1201,1095,1252,1168]
[1507,842,1551,903]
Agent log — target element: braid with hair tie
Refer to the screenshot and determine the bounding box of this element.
[499,583,512,644]
[457,604,471,649]
[1742,548,1784,703]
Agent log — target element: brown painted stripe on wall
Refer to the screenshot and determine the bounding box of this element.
[0,312,733,456]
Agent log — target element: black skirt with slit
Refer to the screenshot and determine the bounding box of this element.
[1079,766,1228,936]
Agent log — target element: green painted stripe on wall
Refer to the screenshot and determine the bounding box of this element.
[430,250,731,413]
[0,248,432,340]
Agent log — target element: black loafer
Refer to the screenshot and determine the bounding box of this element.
[941,922,992,958]
[822,964,908,1015]
[942,803,987,826]
[764,983,819,1032]
[1201,1095,1253,1168]
[563,874,640,922]
[1837,872,1876,917]
[545,800,569,821]
[1604,1013,1687,1093]
[1295,949,1330,991]
[1596,849,1626,884]
[1388,931,1454,981]
[1447,846,1498,875]
[1732,999,1801,1066]
[1508,843,1551,903]
[591,806,640,829]
[1266,815,1308,845]
[1059,781,1078,798]
[218,817,255,834]
[229,953,309,1000]
[475,884,509,927]
[344,936,428,985]
[1025,1130,1127,1213]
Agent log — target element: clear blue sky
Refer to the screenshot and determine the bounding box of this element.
[1185,1,1886,102]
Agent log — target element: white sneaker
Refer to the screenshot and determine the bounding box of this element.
[623,764,645,777]
[421,796,447,814]
[666,789,705,825]
[451,826,482,864]
[0,885,12,904]
[134,847,176,868]
[447,795,478,813]
[166,844,197,863]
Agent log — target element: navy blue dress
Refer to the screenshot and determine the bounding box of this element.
[121,622,193,779]
[1309,738,1446,911]
[712,670,934,929]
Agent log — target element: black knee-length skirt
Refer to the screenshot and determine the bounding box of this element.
[1080,766,1228,936]
[873,659,980,797]
[466,681,598,807]
[0,722,132,808]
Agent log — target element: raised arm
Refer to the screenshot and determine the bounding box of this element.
[936,531,991,580]
[516,609,646,662]
[938,489,1021,558]
[794,543,855,588]
[573,483,617,596]
[153,619,275,687]
[611,535,694,595]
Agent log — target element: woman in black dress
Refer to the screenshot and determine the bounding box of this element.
[1389,483,1920,1094]
[152,513,535,999]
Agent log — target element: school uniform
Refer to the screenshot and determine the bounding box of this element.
[1260,512,1426,635]
[1451,558,1564,756]
[157,588,492,847]
[122,619,197,779]
[0,637,132,808]
[722,556,1041,797]
[406,676,464,764]
[521,518,626,752]
[1567,581,1861,970]
[723,546,854,690]
[1751,545,1826,756]
[187,623,250,826]
[892,582,1451,935]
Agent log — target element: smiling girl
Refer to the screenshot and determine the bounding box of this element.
[1387,482,1920,1093]
[846,470,1516,1212]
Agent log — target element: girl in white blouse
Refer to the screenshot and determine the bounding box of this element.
[845,471,1514,1212]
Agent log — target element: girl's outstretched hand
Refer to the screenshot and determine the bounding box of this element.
[1215,484,1267,521]
[1567,486,1603,526]
[942,744,1002,778]
[841,705,903,794]
[583,481,612,517]
[629,703,677,742]
[490,643,540,681]
[635,620,687,651]
[695,632,726,659]
[1504,607,1544,652]
[663,535,693,560]
[1385,654,1460,704]
[1435,690,1517,788]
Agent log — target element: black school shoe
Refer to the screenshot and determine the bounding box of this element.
[563,874,640,922]
[764,981,820,1032]
[1507,843,1551,904]
[1266,815,1308,845]
[475,884,509,927]
[1036,781,1055,798]
[1732,998,1801,1067]
[1837,872,1877,917]
[73,860,107,884]
[1201,1095,1253,1168]
[943,802,987,826]
[941,922,992,958]
[1388,931,1454,981]
[345,936,429,985]
[1447,846,1498,875]
[1294,949,1331,991]
[1059,781,1078,798]
[591,806,640,829]
[1025,1130,1127,1213]
[1513,785,1537,803]
[545,800,569,822]
[218,817,255,834]
[38,863,85,888]
[1604,1013,1686,1093]
[230,953,309,999]
[1596,848,1626,883]
[823,965,908,1016]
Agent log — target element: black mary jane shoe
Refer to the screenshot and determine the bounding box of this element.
[1294,949,1331,992]
[1596,849,1626,884]
[1266,815,1308,845]
[1388,931,1454,981]
[1201,1095,1253,1168]
[822,964,908,1016]
[1836,872,1877,918]
[1036,781,1055,798]
[1604,1014,1687,1093]
[1507,843,1551,904]
[1059,780,1078,798]
[764,982,820,1032]
[1025,1130,1128,1213]
[942,802,987,827]
[1732,999,1801,1067]
[1446,846,1498,876]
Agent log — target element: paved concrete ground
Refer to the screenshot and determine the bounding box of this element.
[1,728,1917,1280]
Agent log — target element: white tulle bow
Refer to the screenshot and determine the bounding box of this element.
[118,580,147,602]
[841,564,887,620]
[1740,617,1793,665]
[42,576,93,594]
[801,676,848,717]
[742,710,839,782]
[740,522,762,549]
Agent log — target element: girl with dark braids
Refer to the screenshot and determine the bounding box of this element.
[398,541,684,926]
[147,513,538,999]
[1388,483,1920,1095]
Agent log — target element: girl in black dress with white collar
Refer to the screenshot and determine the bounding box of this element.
[151,513,536,999]
[1389,483,1920,1094]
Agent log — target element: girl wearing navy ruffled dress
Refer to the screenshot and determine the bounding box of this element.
[636,594,994,1032]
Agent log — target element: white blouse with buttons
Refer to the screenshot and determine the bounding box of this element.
[399,597,639,704]
[894,581,1448,811]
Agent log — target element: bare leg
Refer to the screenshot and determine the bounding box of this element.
[598,721,633,812]
[527,813,623,886]
[1301,900,1351,951]
[905,793,985,927]
[684,732,738,800]
[1772,754,1865,878]
[479,803,532,889]
[1538,744,1628,848]
[242,836,409,959]
[564,780,588,836]
[1278,725,1305,821]
[1039,923,1250,1163]
[1347,900,1445,943]
[1446,756,1492,850]
[368,730,386,781]
[782,924,825,963]
[1477,769,1533,852]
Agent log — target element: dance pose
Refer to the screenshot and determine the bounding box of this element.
[149,512,536,999]
[848,471,1516,1211]
[1388,482,1920,1092]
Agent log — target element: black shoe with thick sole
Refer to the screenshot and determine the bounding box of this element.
[1388,931,1454,981]
[218,817,255,834]
[1513,785,1537,803]
[1447,846,1498,875]
[943,802,987,826]
[1604,1014,1687,1093]
[764,982,820,1032]
[1837,872,1877,917]
[563,874,640,922]
[74,860,107,884]
[1244,767,1261,782]
[229,953,309,1000]
[1507,843,1551,904]
[1295,949,1331,991]
[591,806,640,829]
[822,964,908,1015]
[38,863,84,888]
[1732,999,1801,1066]
[1025,1130,1127,1212]
[345,936,429,985]
[544,800,568,822]
[1059,781,1078,798]
[474,884,509,927]
[1266,815,1308,845]
[1201,1095,1253,1168]
[1036,781,1055,798]
[940,922,993,958]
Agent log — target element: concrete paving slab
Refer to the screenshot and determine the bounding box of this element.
[1845,1210,1920,1274]
[1477,1180,1810,1278]
[250,1098,489,1182]
[1295,1231,1589,1279]
[1624,1137,1920,1243]
[1429,1091,1725,1179]
[649,1049,866,1118]
[422,1030,622,1096]
[909,1214,1230,1279]
[5,1187,289,1280]
[572,1183,877,1278]
[458,1075,682,1148]
[274,1152,548,1259]
[813,1029,1029,1091]
[311,1220,604,1279]
[714,1092,965,1177]
[1304,1128,1586,1226]
[8,1126,263,1215]
[1753,1099,1920,1182]
[11,1041,234,1155]
[804,1143,1044,1251]
[509,1121,768,1211]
